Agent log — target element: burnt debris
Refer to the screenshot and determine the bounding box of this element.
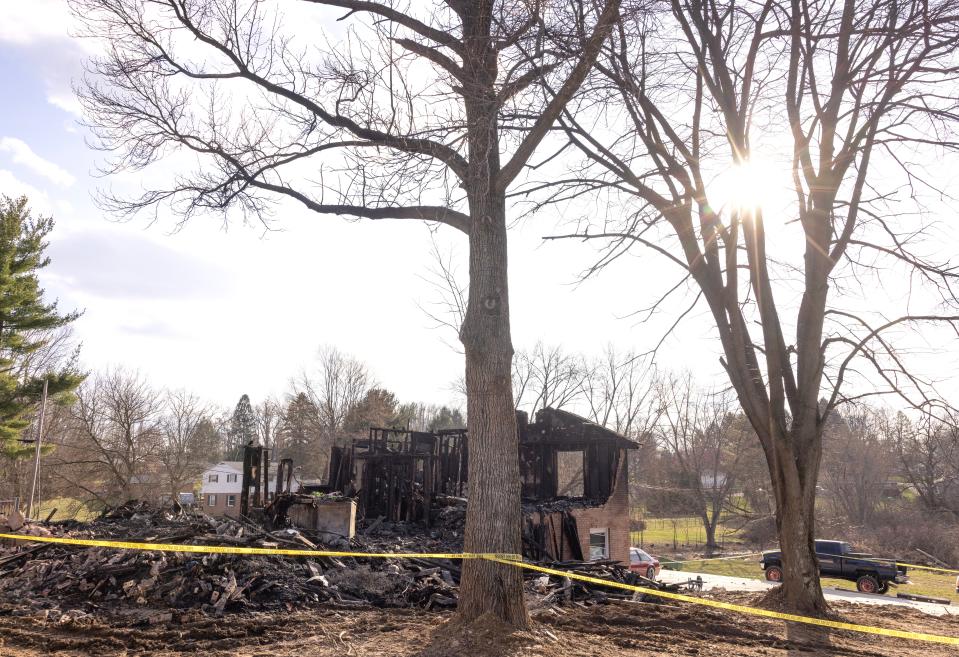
[0,501,463,620]
[0,408,660,620]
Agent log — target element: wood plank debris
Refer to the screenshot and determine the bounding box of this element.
[0,498,689,621]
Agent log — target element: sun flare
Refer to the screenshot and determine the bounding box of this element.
[709,156,790,219]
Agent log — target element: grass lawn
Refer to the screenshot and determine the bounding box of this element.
[631,516,745,550]
[34,497,99,522]
[663,555,959,605]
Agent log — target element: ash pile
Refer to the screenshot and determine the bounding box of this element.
[0,501,460,621]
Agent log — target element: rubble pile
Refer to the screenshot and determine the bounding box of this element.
[0,499,676,620]
[0,502,460,619]
[529,560,644,604]
[355,494,467,555]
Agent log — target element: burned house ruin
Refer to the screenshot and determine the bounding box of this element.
[518,408,636,565]
[327,407,637,565]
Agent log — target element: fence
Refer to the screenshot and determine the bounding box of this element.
[631,515,744,551]
[0,498,20,517]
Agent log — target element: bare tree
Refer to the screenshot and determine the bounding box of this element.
[889,410,959,516]
[512,341,588,415]
[72,0,621,624]
[290,346,375,478]
[535,0,959,612]
[657,375,750,554]
[820,407,894,526]
[297,346,372,447]
[580,345,659,440]
[255,396,284,457]
[157,389,219,503]
[278,391,323,475]
[418,237,468,353]
[53,370,163,506]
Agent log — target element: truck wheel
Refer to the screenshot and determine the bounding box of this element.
[764,566,783,582]
[856,575,880,594]
[877,581,889,595]
[646,566,656,579]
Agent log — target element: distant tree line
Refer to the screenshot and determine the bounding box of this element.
[511,341,959,564]
[1,343,467,512]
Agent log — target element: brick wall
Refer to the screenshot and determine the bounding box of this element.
[202,492,240,518]
[525,448,631,564]
[570,448,629,564]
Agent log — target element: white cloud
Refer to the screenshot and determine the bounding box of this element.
[0,169,55,212]
[0,1,76,45]
[0,137,76,187]
[48,92,83,118]
[48,229,234,300]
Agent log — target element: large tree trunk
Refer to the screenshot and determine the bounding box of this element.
[457,188,528,627]
[769,435,827,614]
[455,2,529,629]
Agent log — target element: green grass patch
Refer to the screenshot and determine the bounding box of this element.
[34,497,99,522]
[631,516,744,550]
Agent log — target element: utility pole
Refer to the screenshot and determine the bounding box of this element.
[27,378,49,520]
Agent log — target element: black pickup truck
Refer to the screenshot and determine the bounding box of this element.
[760,540,907,594]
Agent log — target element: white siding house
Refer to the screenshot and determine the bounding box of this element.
[199,461,300,517]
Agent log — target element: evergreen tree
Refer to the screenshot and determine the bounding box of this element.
[344,388,398,434]
[0,197,82,459]
[280,392,323,476]
[227,393,258,459]
[428,406,466,432]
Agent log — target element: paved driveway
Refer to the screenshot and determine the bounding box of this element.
[658,568,958,617]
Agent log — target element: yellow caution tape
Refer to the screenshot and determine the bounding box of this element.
[668,552,959,577]
[1,533,957,646]
[882,561,959,576]
[0,533,520,561]
[491,558,959,646]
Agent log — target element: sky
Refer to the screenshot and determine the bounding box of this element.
[0,2,956,415]
[0,1,732,412]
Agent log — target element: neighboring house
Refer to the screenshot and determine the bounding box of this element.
[700,473,728,490]
[199,461,301,518]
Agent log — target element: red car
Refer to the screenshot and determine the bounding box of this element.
[629,547,661,579]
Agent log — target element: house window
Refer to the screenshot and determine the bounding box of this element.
[227,495,236,507]
[226,473,237,483]
[589,528,609,560]
[208,474,219,483]
[207,494,217,507]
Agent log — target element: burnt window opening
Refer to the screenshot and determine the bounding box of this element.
[556,450,585,498]
[519,408,635,504]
